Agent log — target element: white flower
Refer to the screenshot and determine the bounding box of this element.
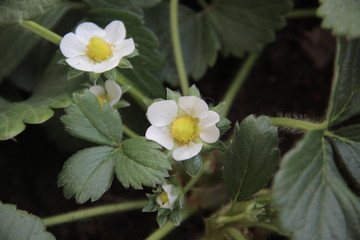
[156,184,178,209]
[145,96,220,161]
[60,20,135,73]
[89,80,122,107]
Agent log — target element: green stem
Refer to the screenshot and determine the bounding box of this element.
[216,213,247,226]
[43,200,147,227]
[145,209,195,240]
[225,227,246,240]
[170,0,189,95]
[220,49,263,118]
[19,21,62,45]
[270,117,327,131]
[123,125,139,138]
[116,72,152,110]
[285,9,317,19]
[183,165,204,193]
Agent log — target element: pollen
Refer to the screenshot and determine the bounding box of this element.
[158,191,169,205]
[86,37,113,63]
[170,115,199,145]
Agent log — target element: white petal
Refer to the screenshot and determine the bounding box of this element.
[145,126,174,150]
[146,100,177,127]
[91,57,120,73]
[178,96,208,118]
[199,111,220,128]
[172,142,202,161]
[105,80,122,105]
[66,56,93,72]
[162,184,173,193]
[89,85,105,97]
[75,22,105,44]
[104,20,126,45]
[200,125,220,144]
[114,38,136,58]
[60,32,86,57]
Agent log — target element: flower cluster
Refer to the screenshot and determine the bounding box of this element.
[146,96,220,161]
[60,20,135,73]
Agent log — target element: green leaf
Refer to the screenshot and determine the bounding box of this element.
[317,0,360,39]
[272,130,360,240]
[332,124,360,186]
[0,202,55,240]
[58,146,116,204]
[61,90,123,146]
[0,0,60,25]
[114,137,171,189]
[181,155,202,177]
[67,67,84,80]
[0,4,71,83]
[0,54,87,140]
[327,38,360,126]
[223,115,279,202]
[145,1,292,83]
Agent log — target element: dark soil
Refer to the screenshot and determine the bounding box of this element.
[0,0,335,239]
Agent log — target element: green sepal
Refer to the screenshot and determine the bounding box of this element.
[103,68,117,81]
[126,49,139,58]
[113,100,130,109]
[202,141,226,152]
[166,88,181,101]
[89,72,100,83]
[118,58,133,69]
[216,118,231,136]
[181,155,202,177]
[187,85,201,98]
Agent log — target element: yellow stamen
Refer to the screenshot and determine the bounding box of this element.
[158,191,169,205]
[86,37,113,63]
[170,115,199,145]
[97,95,110,108]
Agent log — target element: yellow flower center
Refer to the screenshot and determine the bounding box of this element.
[86,37,113,63]
[158,191,169,205]
[97,95,110,108]
[170,115,199,145]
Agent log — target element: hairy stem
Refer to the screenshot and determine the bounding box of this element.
[145,209,196,240]
[270,117,327,131]
[19,21,62,45]
[170,0,189,95]
[43,200,147,227]
[116,72,152,110]
[285,9,317,19]
[221,49,263,117]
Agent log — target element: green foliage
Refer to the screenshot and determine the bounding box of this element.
[0,202,55,240]
[0,55,87,140]
[145,0,292,83]
[61,90,123,146]
[83,0,142,16]
[0,0,60,25]
[223,115,279,202]
[181,155,202,177]
[317,0,360,39]
[327,38,360,126]
[114,137,171,189]
[332,124,360,186]
[273,130,360,240]
[0,4,71,83]
[58,146,116,204]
